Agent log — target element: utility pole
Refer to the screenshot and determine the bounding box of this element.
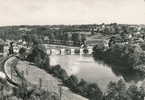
[39,78,42,89]
[58,84,63,100]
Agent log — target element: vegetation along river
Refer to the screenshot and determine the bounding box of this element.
[49,54,145,92]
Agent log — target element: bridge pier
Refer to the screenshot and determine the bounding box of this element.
[80,49,84,55]
[60,49,65,55]
[65,49,71,55]
[88,48,93,54]
[47,49,51,55]
[71,49,75,55]
[46,48,93,55]
[51,49,61,55]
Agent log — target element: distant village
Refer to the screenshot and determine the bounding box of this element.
[0,23,145,56]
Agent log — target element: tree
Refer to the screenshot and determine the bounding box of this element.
[49,33,55,43]
[22,31,32,47]
[63,33,70,44]
[64,75,79,91]
[80,34,86,43]
[71,33,81,46]
[126,44,142,67]
[18,48,26,59]
[106,79,128,100]
[87,83,103,100]
[27,36,50,70]
[127,85,145,100]
[8,42,14,55]
[76,79,89,97]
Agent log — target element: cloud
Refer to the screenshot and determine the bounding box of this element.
[0,0,145,25]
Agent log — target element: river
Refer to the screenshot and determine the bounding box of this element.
[49,54,145,92]
[50,54,123,91]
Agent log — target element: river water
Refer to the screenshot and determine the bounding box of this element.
[49,54,145,92]
[49,55,123,91]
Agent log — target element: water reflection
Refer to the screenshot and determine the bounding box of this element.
[110,67,145,82]
[50,55,145,91]
[93,56,145,83]
[50,55,121,91]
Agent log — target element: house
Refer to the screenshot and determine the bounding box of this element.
[44,36,50,43]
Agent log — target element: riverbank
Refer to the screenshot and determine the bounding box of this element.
[93,43,145,70]
[50,55,121,92]
[5,56,88,100]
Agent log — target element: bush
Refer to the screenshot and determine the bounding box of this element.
[64,76,103,100]
[87,83,103,100]
[51,65,69,81]
[64,75,79,91]
[76,79,89,96]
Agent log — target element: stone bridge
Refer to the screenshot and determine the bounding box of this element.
[44,44,93,55]
[4,44,93,56]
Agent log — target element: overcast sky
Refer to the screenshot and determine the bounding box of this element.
[0,0,145,26]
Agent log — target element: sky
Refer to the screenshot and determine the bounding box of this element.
[0,0,145,26]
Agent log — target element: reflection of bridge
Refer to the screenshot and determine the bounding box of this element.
[44,44,93,55]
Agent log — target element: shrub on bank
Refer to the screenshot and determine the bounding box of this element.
[75,79,89,96]
[63,74,103,100]
[45,64,103,100]
[87,83,103,100]
[51,65,69,81]
[50,65,103,100]
[64,75,79,91]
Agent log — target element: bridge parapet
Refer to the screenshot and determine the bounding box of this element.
[46,48,93,55]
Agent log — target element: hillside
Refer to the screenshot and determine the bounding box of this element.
[16,59,88,100]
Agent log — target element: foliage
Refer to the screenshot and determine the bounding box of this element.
[51,65,69,81]
[127,85,145,100]
[64,75,103,100]
[49,64,103,100]
[18,47,27,60]
[105,79,128,100]
[105,80,145,100]
[93,43,145,70]
[19,48,26,55]
[0,80,59,100]
[26,39,50,70]
[64,75,79,90]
